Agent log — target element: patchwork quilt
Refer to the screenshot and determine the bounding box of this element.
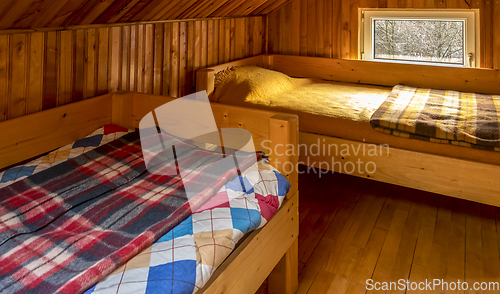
[0,125,290,294]
[370,84,500,151]
[0,124,133,189]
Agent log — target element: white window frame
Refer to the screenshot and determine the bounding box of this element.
[359,9,480,67]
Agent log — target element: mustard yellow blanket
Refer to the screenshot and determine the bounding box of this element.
[212,66,391,122]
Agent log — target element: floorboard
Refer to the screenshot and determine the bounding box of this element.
[257,165,500,294]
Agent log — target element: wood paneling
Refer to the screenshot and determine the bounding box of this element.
[0,0,284,30]
[0,16,266,122]
[9,34,28,119]
[0,36,8,121]
[267,0,500,69]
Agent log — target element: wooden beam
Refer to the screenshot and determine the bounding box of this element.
[300,131,500,208]
[0,94,112,170]
[272,55,500,94]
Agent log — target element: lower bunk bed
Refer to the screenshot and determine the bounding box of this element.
[0,92,299,294]
[196,54,500,207]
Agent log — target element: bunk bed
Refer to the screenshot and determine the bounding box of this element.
[0,91,299,294]
[197,54,500,207]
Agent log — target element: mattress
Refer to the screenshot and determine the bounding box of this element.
[213,66,500,165]
[0,124,290,294]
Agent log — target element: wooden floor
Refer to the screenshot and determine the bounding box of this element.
[259,165,500,294]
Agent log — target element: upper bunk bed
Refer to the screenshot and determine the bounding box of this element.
[196,54,500,207]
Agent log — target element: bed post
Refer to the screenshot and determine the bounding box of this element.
[263,54,274,70]
[268,114,299,294]
[268,239,299,294]
[196,68,215,98]
[112,91,134,129]
[269,114,299,197]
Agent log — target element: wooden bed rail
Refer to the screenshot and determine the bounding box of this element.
[195,54,500,208]
[196,54,500,95]
[0,94,113,170]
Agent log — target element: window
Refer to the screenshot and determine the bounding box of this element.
[360,9,479,67]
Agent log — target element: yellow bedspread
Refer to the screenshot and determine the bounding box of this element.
[211,65,500,165]
[212,66,391,122]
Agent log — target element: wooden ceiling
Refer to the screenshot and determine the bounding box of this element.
[0,0,290,30]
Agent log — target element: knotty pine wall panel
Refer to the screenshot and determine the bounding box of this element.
[0,16,266,122]
[267,0,500,69]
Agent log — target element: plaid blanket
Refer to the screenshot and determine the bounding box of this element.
[370,84,500,151]
[85,159,289,294]
[0,131,260,294]
[0,124,132,188]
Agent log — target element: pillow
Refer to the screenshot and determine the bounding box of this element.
[212,66,300,104]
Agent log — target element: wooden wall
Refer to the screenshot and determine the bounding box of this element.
[267,0,500,69]
[0,16,265,122]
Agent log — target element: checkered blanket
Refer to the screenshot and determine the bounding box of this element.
[0,125,290,294]
[0,129,264,294]
[0,124,133,189]
[370,84,500,151]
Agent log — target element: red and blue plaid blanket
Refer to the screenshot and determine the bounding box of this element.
[0,131,259,294]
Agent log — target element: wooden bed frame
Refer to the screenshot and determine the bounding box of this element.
[0,91,299,294]
[197,54,500,207]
